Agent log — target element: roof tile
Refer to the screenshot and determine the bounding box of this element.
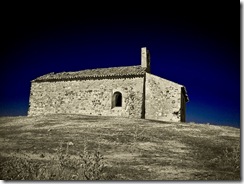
[33,65,146,82]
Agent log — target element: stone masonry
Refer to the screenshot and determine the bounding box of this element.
[145,73,187,122]
[28,47,189,122]
[29,77,144,118]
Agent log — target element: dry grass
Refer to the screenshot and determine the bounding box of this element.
[0,141,106,180]
[0,114,240,180]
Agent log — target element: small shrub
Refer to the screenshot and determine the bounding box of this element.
[81,141,105,180]
[0,141,107,180]
[210,144,240,180]
[220,144,240,172]
[0,155,40,180]
[132,125,145,142]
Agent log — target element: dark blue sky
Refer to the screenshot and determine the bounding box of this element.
[0,3,240,127]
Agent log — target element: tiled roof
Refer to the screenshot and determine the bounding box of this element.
[33,65,146,82]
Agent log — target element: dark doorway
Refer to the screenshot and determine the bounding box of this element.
[112,92,122,108]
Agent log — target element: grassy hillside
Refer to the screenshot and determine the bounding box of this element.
[0,114,240,180]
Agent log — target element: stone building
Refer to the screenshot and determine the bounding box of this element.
[28,47,189,122]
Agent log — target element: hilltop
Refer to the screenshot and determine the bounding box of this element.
[0,114,240,180]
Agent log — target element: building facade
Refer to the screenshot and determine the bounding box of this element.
[28,47,189,122]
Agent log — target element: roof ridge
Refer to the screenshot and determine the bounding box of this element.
[59,65,142,74]
[33,65,146,82]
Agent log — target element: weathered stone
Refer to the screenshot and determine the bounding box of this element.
[145,73,187,122]
[28,47,189,122]
[29,77,144,118]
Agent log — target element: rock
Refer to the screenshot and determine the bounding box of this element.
[67,142,74,146]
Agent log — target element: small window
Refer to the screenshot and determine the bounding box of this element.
[112,91,122,108]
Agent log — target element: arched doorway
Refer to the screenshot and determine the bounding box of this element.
[112,91,122,108]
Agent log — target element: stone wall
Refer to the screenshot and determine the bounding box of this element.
[145,73,183,122]
[28,77,144,118]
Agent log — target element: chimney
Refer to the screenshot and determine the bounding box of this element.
[141,47,151,73]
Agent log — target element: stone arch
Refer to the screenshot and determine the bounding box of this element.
[112,91,122,108]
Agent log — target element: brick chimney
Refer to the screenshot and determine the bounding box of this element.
[141,47,151,73]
